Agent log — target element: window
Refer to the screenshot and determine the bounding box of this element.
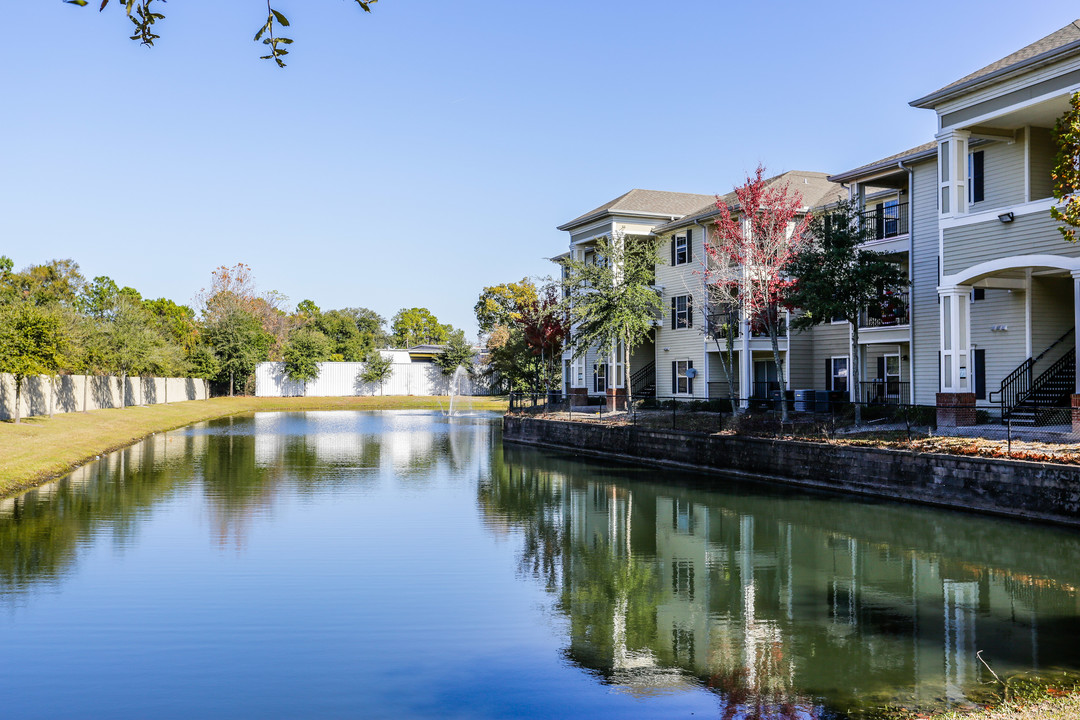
[670,228,693,266]
[830,357,848,393]
[672,560,695,601]
[883,199,900,237]
[573,355,585,388]
[593,362,607,393]
[672,359,694,395]
[968,150,984,204]
[614,341,625,388]
[671,294,693,329]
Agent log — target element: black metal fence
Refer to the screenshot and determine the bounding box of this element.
[507,392,1080,458]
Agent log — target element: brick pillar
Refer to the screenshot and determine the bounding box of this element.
[606,386,627,411]
[937,392,976,427]
[569,387,588,406]
[1072,395,1080,433]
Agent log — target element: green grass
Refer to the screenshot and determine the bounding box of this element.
[0,395,507,496]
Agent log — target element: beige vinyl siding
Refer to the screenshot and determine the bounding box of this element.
[707,349,739,398]
[571,223,612,244]
[969,289,1026,404]
[655,231,707,398]
[910,159,941,405]
[970,135,1026,211]
[1028,126,1056,201]
[786,325,815,389]
[1029,277,1074,371]
[943,210,1080,275]
[809,324,851,391]
[864,344,909,380]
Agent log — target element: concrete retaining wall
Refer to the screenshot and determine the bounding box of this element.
[0,374,210,421]
[503,416,1080,526]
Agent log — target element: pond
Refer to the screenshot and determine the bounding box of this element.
[2,411,1079,719]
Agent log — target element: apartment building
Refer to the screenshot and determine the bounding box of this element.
[558,19,1080,421]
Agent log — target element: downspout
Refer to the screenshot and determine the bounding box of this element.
[899,159,915,404]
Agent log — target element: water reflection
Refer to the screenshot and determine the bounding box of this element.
[482,444,1080,716]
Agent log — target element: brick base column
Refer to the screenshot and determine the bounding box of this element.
[1072,395,1080,432]
[937,392,976,427]
[569,387,588,406]
[606,386,627,411]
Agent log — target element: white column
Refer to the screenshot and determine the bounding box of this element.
[939,285,973,393]
[936,129,971,218]
[739,315,751,406]
[1073,271,1080,393]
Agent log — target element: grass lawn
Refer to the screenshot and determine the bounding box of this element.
[0,395,507,496]
[910,696,1080,720]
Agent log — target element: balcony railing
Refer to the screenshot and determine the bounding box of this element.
[860,291,909,328]
[858,380,909,405]
[859,202,908,240]
[706,312,788,339]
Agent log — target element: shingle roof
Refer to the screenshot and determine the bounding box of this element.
[556,189,717,231]
[911,19,1080,108]
[828,141,938,183]
[651,171,844,234]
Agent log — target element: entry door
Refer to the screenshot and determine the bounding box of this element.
[885,355,901,398]
[754,360,778,399]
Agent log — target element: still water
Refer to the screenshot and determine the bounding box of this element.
[2,411,1079,719]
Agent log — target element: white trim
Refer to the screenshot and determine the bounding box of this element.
[938,79,1080,132]
[940,196,1057,229]
[941,254,1080,287]
[1023,125,1031,203]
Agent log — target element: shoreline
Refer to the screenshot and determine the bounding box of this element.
[0,395,506,497]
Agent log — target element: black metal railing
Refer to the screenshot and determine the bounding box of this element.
[751,381,782,400]
[859,202,908,240]
[860,291,909,328]
[630,361,656,399]
[991,327,1074,419]
[858,380,909,405]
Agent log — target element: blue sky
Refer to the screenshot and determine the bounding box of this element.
[3,1,1079,338]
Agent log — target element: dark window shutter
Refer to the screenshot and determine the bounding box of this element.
[972,151,984,203]
[671,361,677,395]
[687,294,693,328]
[688,360,694,395]
[686,228,693,263]
[825,359,832,392]
[876,357,885,381]
[671,297,677,330]
[973,288,985,301]
[670,238,676,266]
[875,202,884,239]
[974,349,986,400]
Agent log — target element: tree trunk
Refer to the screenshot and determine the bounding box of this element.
[623,333,632,409]
[769,310,788,422]
[851,322,862,426]
[229,370,234,397]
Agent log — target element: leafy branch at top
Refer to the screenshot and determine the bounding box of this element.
[63,0,379,67]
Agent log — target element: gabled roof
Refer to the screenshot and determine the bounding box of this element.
[651,171,843,234]
[556,189,717,231]
[828,141,938,183]
[911,19,1080,109]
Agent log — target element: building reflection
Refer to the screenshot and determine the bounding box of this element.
[484,445,1080,716]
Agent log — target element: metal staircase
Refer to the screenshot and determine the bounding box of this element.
[990,328,1075,425]
[630,361,656,399]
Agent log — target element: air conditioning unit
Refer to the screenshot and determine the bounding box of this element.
[793,389,814,412]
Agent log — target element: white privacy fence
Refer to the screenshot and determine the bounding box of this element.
[255,361,491,397]
[0,374,210,421]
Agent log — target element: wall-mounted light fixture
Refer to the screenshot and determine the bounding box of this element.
[998,211,1015,223]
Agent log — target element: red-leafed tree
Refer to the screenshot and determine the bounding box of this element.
[705,166,812,421]
[520,284,569,394]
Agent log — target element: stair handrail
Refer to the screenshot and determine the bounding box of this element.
[630,361,656,397]
[1033,327,1075,365]
[1025,347,1076,411]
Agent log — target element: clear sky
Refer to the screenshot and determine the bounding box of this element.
[3,1,1079,338]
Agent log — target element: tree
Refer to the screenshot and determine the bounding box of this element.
[0,303,66,423]
[708,166,812,421]
[434,329,473,377]
[2,259,86,307]
[343,307,389,348]
[475,279,539,333]
[561,231,661,408]
[313,309,370,361]
[282,328,331,393]
[519,283,568,393]
[482,325,541,393]
[1052,91,1080,242]
[391,307,450,348]
[65,0,378,68]
[785,199,909,424]
[358,348,393,395]
[204,306,272,396]
[96,295,177,406]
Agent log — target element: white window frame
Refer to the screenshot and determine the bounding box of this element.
[831,356,849,393]
[673,234,689,265]
[673,295,690,329]
[675,359,692,395]
[614,342,625,388]
[572,355,585,388]
[593,361,607,393]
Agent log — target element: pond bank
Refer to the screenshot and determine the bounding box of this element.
[0,395,506,496]
[503,415,1080,527]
